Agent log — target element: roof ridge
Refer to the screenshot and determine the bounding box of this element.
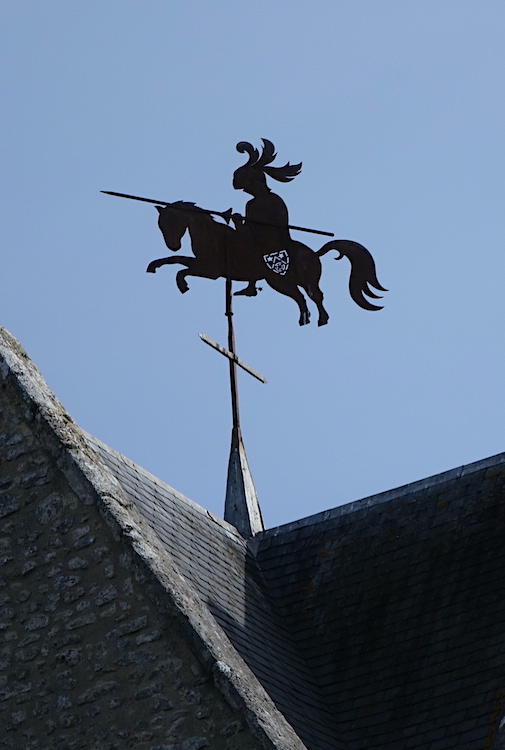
[257,450,505,538]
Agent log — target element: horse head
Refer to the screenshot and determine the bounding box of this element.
[156,203,189,251]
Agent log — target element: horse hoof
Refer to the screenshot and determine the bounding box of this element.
[146,263,157,273]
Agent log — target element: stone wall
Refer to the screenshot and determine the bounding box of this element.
[0,342,263,750]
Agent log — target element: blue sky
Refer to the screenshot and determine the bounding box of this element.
[1,2,504,528]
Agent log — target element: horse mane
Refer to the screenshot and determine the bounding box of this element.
[171,201,204,213]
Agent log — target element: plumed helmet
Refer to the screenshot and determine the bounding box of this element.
[234,139,302,184]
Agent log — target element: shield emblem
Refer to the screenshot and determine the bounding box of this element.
[263,250,290,275]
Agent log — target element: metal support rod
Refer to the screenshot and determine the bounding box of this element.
[222,244,264,537]
[225,278,240,434]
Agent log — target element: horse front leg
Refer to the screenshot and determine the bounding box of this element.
[177,265,223,293]
[146,255,194,274]
[147,255,220,295]
[176,269,191,293]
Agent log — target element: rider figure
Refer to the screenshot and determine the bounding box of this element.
[231,139,301,296]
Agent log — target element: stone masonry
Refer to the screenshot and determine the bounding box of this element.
[0,327,304,750]
[0,354,258,750]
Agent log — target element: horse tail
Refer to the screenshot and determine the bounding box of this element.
[316,240,387,311]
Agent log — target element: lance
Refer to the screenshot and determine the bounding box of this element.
[101,190,334,238]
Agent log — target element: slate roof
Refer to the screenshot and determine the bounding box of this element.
[253,453,505,750]
[88,431,505,750]
[87,434,343,750]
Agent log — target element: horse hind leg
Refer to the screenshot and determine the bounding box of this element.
[304,282,329,327]
[295,295,311,326]
[266,275,310,326]
[293,251,329,326]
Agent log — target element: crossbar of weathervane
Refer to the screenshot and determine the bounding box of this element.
[101,191,334,238]
[198,334,267,384]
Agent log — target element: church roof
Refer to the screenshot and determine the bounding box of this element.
[1,324,504,750]
[254,453,505,749]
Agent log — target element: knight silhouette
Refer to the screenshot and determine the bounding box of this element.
[231,139,301,296]
[144,139,386,326]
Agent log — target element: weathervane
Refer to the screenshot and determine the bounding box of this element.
[103,139,386,535]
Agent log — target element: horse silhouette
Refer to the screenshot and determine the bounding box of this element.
[146,201,386,326]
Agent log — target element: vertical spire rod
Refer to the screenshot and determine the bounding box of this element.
[224,279,264,537]
[225,278,240,433]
